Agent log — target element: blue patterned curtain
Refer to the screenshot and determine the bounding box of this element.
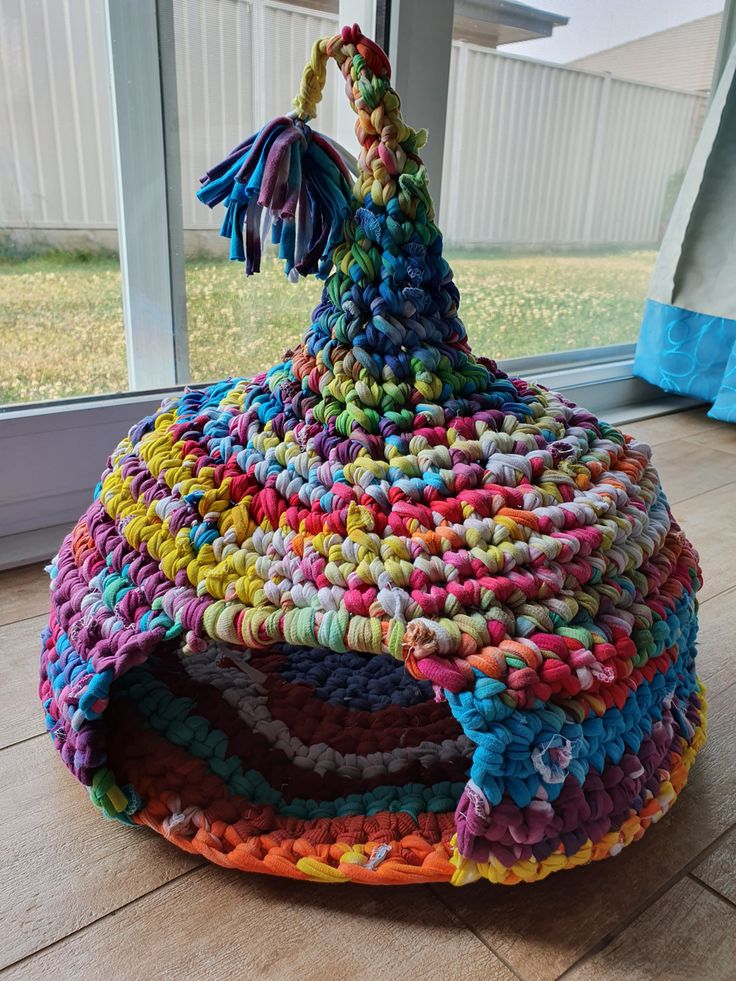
[634,45,736,422]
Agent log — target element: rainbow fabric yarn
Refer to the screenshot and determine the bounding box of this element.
[39,25,705,886]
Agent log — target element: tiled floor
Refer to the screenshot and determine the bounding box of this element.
[1,406,735,981]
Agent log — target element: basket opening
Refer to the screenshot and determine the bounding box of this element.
[103,638,472,846]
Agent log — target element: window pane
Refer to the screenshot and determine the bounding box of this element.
[0,0,126,405]
[6,1,721,407]
[173,0,343,386]
[441,0,724,360]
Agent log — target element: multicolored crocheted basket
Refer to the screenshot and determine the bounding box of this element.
[41,26,706,886]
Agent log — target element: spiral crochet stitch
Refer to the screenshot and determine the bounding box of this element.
[40,25,705,886]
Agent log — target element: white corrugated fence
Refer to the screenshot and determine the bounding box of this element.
[0,0,706,246]
[439,42,704,245]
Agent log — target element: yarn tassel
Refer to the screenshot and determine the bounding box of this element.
[198,115,356,280]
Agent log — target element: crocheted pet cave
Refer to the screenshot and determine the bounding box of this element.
[40,26,705,886]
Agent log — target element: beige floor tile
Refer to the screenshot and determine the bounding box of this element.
[0,563,49,626]
[3,864,514,981]
[0,615,48,749]
[647,439,736,505]
[624,407,715,447]
[565,876,736,981]
[0,737,200,969]
[675,483,736,602]
[692,826,736,905]
[696,588,736,699]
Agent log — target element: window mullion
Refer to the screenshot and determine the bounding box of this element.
[105,0,188,390]
[388,0,455,216]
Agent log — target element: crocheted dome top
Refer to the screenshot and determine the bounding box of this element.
[40,26,705,886]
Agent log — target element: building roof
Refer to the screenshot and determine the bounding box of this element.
[300,0,569,49]
[568,13,722,94]
[454,0,569,47]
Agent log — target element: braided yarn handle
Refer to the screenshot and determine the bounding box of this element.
[196,24,439,279]
[199,24,492,438]
[293,24,431,216]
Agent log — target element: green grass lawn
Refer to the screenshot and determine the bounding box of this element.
[0,250,654,404]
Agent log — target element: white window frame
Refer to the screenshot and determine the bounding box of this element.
[3,0,727,568]
[106,0,188,389]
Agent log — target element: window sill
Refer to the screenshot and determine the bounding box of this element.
[0,346,703,570]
